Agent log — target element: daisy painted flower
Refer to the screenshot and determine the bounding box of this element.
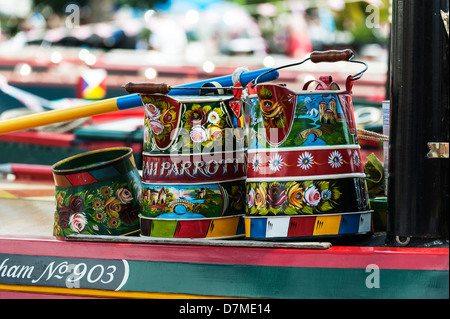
[297,151,314,170]
[268,153,284,172]
[328,150,343,168]
[321,189,332,201]
[352,150,361,166]
[208,111,220,124]
[252,154,262,172]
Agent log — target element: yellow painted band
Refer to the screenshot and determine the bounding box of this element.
[206,216,240,238]
[0,284,242,299]
[244,217,251,237]
[312,215,342,236]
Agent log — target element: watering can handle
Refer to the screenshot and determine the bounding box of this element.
[123,82,171,94]
[253,49,365,86]
[310,49,354,63]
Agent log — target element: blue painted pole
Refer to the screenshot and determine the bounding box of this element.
[168,68,279,95]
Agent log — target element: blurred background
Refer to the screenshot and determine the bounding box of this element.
[0,0,390,167]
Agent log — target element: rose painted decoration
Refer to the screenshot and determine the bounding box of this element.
[52,147,143,237]
[141,94,246,154]
[141,179,246,219]
[54,180,142,237]
[246,177,370,216]
[142,95,182,151]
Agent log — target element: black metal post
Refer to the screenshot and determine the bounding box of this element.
[388,0,449,243]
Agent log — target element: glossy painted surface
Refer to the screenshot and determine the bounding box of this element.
[140,215,244,238]
[52,147,143,237]
[245,81,372,235]
[244,211,372,239]
[141,179,245,219]
[246,177,370,216]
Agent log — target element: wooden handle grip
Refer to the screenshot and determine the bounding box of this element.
[310,49,354,63]
[123,82,171,94]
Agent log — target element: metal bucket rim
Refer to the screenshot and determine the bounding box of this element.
[51,147,133,174]
[139,213,244,221]
[243,210,373,219]
[247,145,361,153]
[140,93,235,103]
[142,149,247,157]
[249,88,348,98]
[141,177,246,186]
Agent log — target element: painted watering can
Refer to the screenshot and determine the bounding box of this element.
[127,69,279,239]
[244,49,374,240]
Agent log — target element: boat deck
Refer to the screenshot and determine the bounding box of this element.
[0,180,54,237]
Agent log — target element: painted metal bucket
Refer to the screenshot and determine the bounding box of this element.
[52,147,143,238]
[245,50,373,239]
[139,91,246,238]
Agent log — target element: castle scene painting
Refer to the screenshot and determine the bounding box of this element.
[142,183,225,219]
[249,85,356,149]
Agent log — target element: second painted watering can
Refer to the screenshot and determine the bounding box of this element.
[244,49,373,240]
